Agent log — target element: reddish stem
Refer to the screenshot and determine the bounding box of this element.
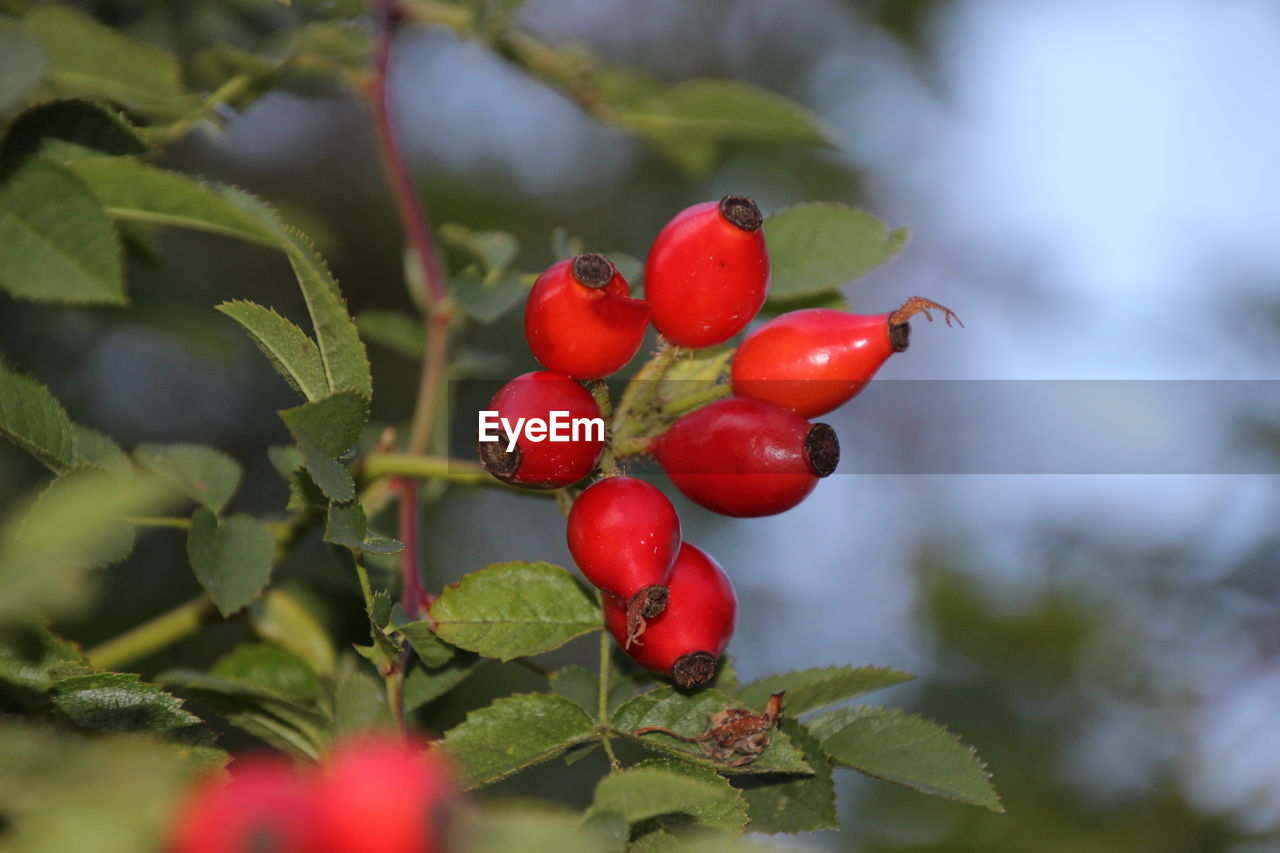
[369,0,449,308]
[396,477,431,615]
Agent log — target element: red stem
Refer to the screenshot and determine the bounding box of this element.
[369,0,449,308]
[396,477,431,614]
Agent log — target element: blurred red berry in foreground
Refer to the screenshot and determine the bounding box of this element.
[314,735,453,853]
[167,756,316,853]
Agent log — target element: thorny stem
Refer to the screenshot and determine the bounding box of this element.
[597,592,621,771]
[590,380,622,477]
[85,595,218,671]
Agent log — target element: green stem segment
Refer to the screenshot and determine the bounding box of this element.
[85,595,218,671]
[597,593,621,771]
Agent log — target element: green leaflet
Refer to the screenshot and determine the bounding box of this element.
[186,509,274,617]
[429,562,601,661]
[0,158,124,304]
[22,6,194,120]
[0,361,79,471]
[737,665,914,716]
[441,692,597,789]
[0,99,149,162]
[764,202,909,302]
[806,705,1003,811]
[610,687,812,776]
[134,443,241,515]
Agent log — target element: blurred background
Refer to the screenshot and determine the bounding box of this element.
[2,0,1279,849]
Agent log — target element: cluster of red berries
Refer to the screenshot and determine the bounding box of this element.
[168,736,450,853]
[479,195,957,686]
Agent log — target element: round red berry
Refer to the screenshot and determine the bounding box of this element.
[525,254,651,380]
[653,397,839,517]
[477,371,604,489]
[568,476,681,642]
[314,735,452,853]
[604,542,736,688]
[167,756,316,853]
[644,195,769,348]
[731,297,963,417]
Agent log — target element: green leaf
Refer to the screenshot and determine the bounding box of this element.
[134,443,241,515]
[186,509,274,617]
[66,159,279,246]
[0,99,149,162]
[0,621,89,700]
[333,655,394,738]
[402,654,481,712]
[632,759,748,833]
[738,665,914,716]
[71,424,130,476]
[610,687,812,776]
[428,562,601,661]
[440,692,596,789]
[0,158,123,304]
[356,308,424,358]
[807,705,1002,811]
[0,721,215,853]
[324,500,403,555]
[210,643,319,701]
[280,230,372,397]
[549,664,598,715]
[0,470,173,624]
[440,223,519,272]
[0,361,78,470]
[246,588,336,677]
[451,268,527,324]
[456,803,608,853]
[159,668,330,759]
[616,80,829,144]
[22,6,193,119]
[0,20,47,113]
[764,203,909,301]
[219,188,372,398]
[279,391,367,502]
[734,719,837,833]
[396,619,455,668]
[48,672,212,744]
[589,766,736,826]
[217,300,329,400]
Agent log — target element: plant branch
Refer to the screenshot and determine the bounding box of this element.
[597,595,621,771]
[85,595,218,671]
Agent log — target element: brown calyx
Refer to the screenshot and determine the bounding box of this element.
[887,295,964,339]
[672,651,718,688]
[804,423,840,478]
[719,195,763,232]
[572,253,615,288]
[889,320,911,353]
[476,430,521,483]
[624,585,669,648]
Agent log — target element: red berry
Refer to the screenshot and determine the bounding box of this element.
[653,397,839,518]
[731,297,963,417]
[525,254,651,380]
[314,735,452,853]
[168,756,316,853]
[477,371,604,489]
[567,476,681,642]
[644,195,770,348]
[604,542,736,688]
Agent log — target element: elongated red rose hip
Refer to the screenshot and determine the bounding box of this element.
[525,253,651,380]
[477,371,604,489]
[604,542,736,688]
[731,297,962,417]
[568,476,681,643]
[654,397,839,517]
[644,195,770,348]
